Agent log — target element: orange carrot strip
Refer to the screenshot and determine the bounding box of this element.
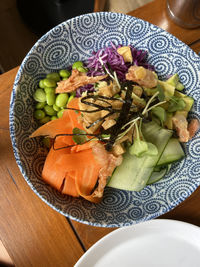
[55,149,99,171]
[38,97,104,202]
[75,165,100,196]
[71,140,97,153]
[67,170,76,179]
[30,110,71,138]
[42,146,70,190]
[74,163,103,203]
[61,173,79,197]
[67,98,85,130]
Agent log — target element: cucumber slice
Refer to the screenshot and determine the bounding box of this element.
[157,138,185,166]
[147,168,167,185]
[107,122,172,191]
[166,164,172,174]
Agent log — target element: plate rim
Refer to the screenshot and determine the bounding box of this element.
[75,219,200,266]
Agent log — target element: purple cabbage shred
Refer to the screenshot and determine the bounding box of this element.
[76,42,154,97]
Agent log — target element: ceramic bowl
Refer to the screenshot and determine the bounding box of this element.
[10,12,200,227]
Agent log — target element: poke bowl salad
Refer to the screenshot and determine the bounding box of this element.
[10,12,200,227]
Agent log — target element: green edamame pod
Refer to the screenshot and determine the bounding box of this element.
[43,78,57,88]
[72,61,83,70]
[53,104,60,112]
[34,109,45,120]
[46,92,56,106]
[44,87,55,94]
[46,72,60,82]
[67,94,75,104]
[33,88,46,102]
[59,69,71,78]
[55,93,69,108]
[39,79,45,88]
[51,116,57,120]
[39,116,50,124]
[77,66,88,73]
[44,105,57,116]
[35,102,46,109]
[57,109,64,118]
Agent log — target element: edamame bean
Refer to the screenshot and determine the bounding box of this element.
[34,109,45,120]
[51,116,57,120]
[46,72,60,82]
[44,105,57,116]
[53,104,60,112]
[55,93,69,108]
[67,94,75,104]
[72,61,83,70]
[77,66,88,73]
[39,79,45,88]
[35,102,46,109]
[62,78,68,80]
[44,87,55,94]
[46,92,56,106]
[33,88,46,102]
[39,116,50,124]
[57,109,64,118]
[59,69,71,78]
[43,78,57,88]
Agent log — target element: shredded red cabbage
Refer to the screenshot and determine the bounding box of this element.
[76,84,94,97]
[76,43,154,97]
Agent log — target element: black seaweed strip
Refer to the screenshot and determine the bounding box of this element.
[105,81,134,151]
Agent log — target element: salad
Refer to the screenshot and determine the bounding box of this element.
[30,43,199,203]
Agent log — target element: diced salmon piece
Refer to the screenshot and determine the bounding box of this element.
[126,66,157,88]
[172,114,190,142]
[188,119,199,139]
[90,143,123,198]
[56,69,107,93]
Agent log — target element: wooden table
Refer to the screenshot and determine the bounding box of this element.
[1,0,200,266]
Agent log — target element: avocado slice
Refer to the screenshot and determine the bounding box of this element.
[133,85,143,97]
[166,74,184,91]
[143,86,158,96]
[174,91,194,111]
[159,102,169,110]
[164,112,173,130]
[166,74,179,87]
[158,80,175,100]
[132,92,146,107]
[176,82,184,91]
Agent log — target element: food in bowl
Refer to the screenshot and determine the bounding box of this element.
[30,43,199,203]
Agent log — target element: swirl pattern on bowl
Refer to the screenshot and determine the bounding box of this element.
[9,12,200,227]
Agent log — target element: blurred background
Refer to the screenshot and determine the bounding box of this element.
[0,0,152,73]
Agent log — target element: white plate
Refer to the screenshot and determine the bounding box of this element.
[75,219,200,267]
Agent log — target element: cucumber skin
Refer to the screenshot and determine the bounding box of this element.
[157,138,185,166]
[147,168,167,185]
[107,122,172,191]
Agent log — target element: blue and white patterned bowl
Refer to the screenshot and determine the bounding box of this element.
[9,12,200,227]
